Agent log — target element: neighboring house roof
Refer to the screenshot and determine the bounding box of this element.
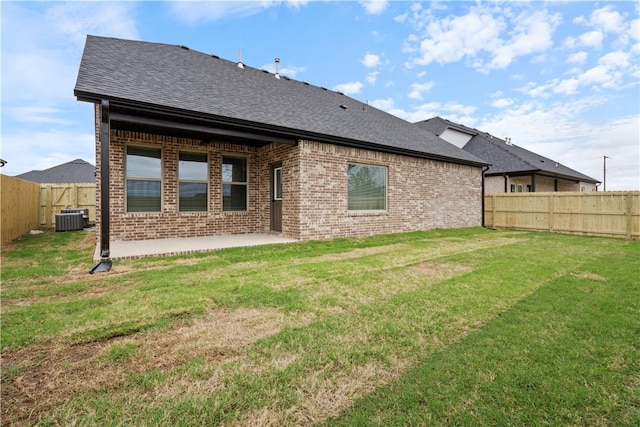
[74,36,487,167]
[16,159,95,183]
[415,116,475,138]
[416,117,600,183]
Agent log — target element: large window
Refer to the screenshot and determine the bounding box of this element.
[347,163,387,211]
[126,146,161,212]
[179,152,208,212]
[222,156,247,211]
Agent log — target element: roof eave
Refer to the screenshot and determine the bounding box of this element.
[485,169,600,183]
[76,93,488,168]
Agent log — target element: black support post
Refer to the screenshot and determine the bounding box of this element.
[100,100,110,258]
[531,174,536,193]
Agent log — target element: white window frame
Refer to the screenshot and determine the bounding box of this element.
[273,166,283,201]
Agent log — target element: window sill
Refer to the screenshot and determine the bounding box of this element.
[347,210,387,216]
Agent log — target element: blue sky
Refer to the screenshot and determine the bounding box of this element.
[2,1,639,190]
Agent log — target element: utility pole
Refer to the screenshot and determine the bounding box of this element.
[603,156,610,191]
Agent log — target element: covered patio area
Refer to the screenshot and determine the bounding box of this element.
[93,234,297,261]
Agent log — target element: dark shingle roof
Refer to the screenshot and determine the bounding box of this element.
[16,159,95,183]
[416,117,599,183]
[74,36,487,166]
[415,116,477,138]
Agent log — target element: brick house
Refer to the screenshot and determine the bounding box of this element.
[74,36,488,258]
[416,117,600,194]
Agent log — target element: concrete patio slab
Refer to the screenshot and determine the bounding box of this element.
[93,234,297,261]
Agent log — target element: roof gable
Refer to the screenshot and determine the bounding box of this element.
[74,36,487,166]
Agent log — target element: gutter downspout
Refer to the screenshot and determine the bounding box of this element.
[482,165,490,227]
[100,99,110,258]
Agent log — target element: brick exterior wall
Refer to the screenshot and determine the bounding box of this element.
[95,111,483,242]
[296,141,482,240]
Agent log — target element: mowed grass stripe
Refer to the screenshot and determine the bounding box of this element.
[328,240,640,426]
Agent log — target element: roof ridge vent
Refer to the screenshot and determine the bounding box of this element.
[274,58,280,79]
[179,45,189,50]
[505,137,512,145]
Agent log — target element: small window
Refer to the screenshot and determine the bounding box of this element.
[273,167,283,200]
[517,184,524,193]
[510,184,516,193]
[126,146,161,212]
[222,156,248,211]
[347,163,387,211]
[179,152,208,212]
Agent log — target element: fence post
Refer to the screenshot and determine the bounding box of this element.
[44,184,52,228]
[549,193,554,232]
[492,194,497,228]
[626,192,632,240]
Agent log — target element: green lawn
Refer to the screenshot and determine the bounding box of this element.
[1,228,638,426]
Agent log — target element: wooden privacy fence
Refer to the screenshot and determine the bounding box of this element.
[485,191,640,240]
[1,175,40,243]
[40,183,96,228]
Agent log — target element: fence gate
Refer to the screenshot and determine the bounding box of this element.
[40,183,96,228]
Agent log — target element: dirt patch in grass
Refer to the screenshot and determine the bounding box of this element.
[306,262,473,309]
[409,262,473,281]
[0,307,293,425]
[570,271,607,282]
[305,243,411,263]
[234,355,413,426]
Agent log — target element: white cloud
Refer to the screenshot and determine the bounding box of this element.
[360,0,388,15]
[371,98,477,124]
[370,97,395,111]
[630,19,640,41]
[491,98,515,108]
[407,82,434,100]
[588,5,625,34]
[579,30,604,49]
[2,2,139,107]
[0,2,139,176]
[487,10,561,70]
[1,129,96,176]
[365,71,379,85]
[334,81,364,95]
[5,107,75,126]
[260,62,307,77]
[45,2,139,46]
[567,51,588,64]
[404,6,561,72]
[168,0,308,23]
[519,46,636,98]
[553,78,580,95]
[361,53,381,68]
[394,12,408,23]
[408,8,504,67]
